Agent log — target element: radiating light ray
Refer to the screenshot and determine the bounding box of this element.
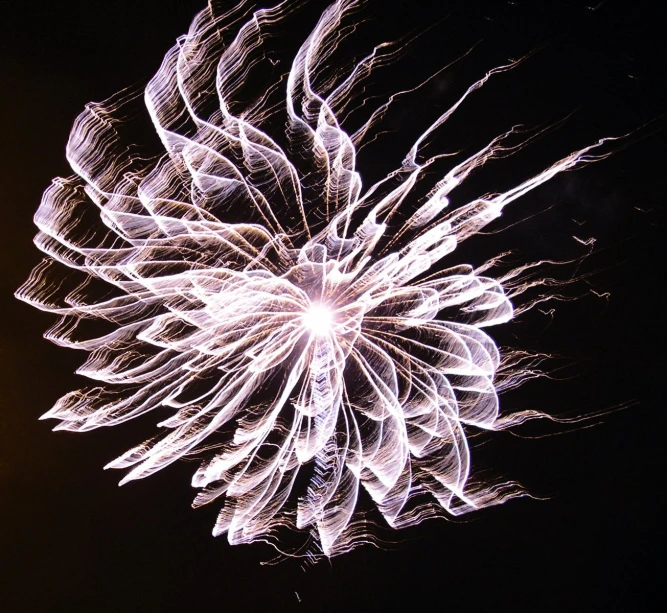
[16,0,612,557]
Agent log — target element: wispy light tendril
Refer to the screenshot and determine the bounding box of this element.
[16,0,611,557]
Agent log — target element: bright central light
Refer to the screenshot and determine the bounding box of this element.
[302,303,334,336]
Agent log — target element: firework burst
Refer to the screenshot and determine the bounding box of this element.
[17,0,609,557]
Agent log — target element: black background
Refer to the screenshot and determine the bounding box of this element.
[1,0,664,611]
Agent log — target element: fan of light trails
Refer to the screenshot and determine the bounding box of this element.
[16,0,609,557]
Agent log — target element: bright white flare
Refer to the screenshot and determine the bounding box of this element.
[16,0,609,557]
[303,304,335,336]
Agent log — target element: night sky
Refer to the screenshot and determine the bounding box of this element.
[1,0,664,611]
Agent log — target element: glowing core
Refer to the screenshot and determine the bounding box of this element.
[302,304,334,336]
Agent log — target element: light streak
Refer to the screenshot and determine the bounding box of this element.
[16,0,611,557]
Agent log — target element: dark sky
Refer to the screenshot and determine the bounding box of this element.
[1,1,664,611]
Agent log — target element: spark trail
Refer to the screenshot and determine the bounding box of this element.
[17,0,610,557]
